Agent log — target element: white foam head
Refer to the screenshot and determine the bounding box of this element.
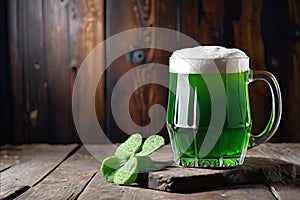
[169,46,249,74]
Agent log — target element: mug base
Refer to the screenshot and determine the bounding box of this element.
[175,156,245,168]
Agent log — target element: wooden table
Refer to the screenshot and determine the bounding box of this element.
[1,143,299,200]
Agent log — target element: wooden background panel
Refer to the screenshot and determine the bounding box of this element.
[24,0,49,142]
[4,0,300,144]
[7,0,105,144]
[105,0,177,143]
[180,0,200,41]
[8,0,49,143]
[43,0,75,143]
[263,0,300,142]
[233,0,272,136]
[105,0,142,143]
[7,0,26,144]
[71,0,105,144]
[7,0,78,143]
[0,0,12,145]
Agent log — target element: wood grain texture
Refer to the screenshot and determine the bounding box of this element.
[16,146,99,200]
[79,173,275,200]
[105,0,177,143]
[248,143,300,166]
[278,0,300,142]
[259,0,300,143]
[180,0,200,42]
[72,0,106,144]
[105,0,150,142]
[0,144,36,172]
[69,0,105,141]
[269,184,300,200]
[121,184,275,200]
[147,154,300,193]
[7,0,28,143]
[78,171,128,200]
[1,143,300,199]
[232,0,271,137]
[7,0,78,143]
[0,144,78,199]
[80,143,300,198]
[75,144,127,199]
[6,0,300,144]
[0,0,12,145]
[43,0,77,143]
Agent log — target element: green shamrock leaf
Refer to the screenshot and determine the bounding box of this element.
[136,134,165,157]
[101,133,167,185]
[101,156,127,183]
[115,133,142,158]
[113,156,138,185]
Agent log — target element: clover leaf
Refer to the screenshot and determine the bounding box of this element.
[101,133,167,185]
[136,134,165,157]
[115,133,142,158]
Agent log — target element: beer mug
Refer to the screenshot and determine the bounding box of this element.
[166,46,282,167]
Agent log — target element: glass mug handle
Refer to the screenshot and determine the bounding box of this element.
[248,70,282,148]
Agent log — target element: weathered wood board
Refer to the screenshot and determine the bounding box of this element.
[147,157,300,193]
[78,171,128,200]
[15,146,100,200]
[0,144,36,172]
[78,143,300,199]
[121,184,276,200]
[79,172,276,200]
[1,143,299,199]
[146,144,300,193]
[0,144,78,199]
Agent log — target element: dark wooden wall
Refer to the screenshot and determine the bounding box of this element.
[2,0,300,144]
[6,0,79,144]
[0,0,13,145]
[105,0,177,143]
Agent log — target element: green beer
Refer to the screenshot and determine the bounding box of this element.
[167,46,282,168]
[166,72,251,167]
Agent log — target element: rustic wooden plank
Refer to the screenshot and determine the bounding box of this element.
[0,144,78,199]
[150,143,300,166]
[79,169,275,200]
[77,171,127,200]
[282,0,300,142]
[141,144,300,192]
[7,0,26,143]
[0,144,36,172]
[260,0,299,143]
[0,0,13,145]
[22,0,49,142]
[43,0,77,143]
[180,0,200,42]
[105,0,148,143]
[269,184,300,200]
[248,143,300,166]
[233,0,272,137]
[79,143,300,197]
[105,0,177,143]
[79,171,275,200]
[2,144,298,199]
[121,184,275,200]
[17,146,100,200]
[70,0,105,144]
[49,143,300,199]
[249,144,300,199]
[147,157,300,192]
[77,144,137,199]
[144,0,177,142]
